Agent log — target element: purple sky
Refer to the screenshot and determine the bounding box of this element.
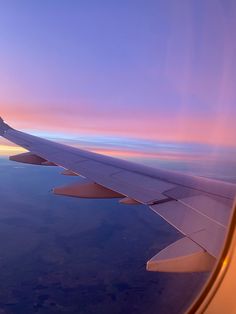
[0,0,236,148]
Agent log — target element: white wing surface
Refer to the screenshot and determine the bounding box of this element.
[1,118,235,273]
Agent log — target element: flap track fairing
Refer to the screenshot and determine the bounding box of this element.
[53,181,124,199]
[147,237,215,272]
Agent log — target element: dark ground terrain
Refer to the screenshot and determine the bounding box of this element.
[0,156,234,314]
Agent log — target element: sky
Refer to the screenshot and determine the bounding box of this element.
[0,0,236,157]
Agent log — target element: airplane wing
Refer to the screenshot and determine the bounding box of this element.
[1,117,236,274]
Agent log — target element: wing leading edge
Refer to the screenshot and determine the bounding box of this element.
[1,118,236,273]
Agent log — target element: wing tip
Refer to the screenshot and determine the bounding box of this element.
[0,117,12,134]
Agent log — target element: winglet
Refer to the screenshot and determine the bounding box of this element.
[0,117,12,135]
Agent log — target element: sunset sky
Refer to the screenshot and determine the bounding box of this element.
[0,0,236,157]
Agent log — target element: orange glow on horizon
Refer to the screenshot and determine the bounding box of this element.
[0,145,26,156]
